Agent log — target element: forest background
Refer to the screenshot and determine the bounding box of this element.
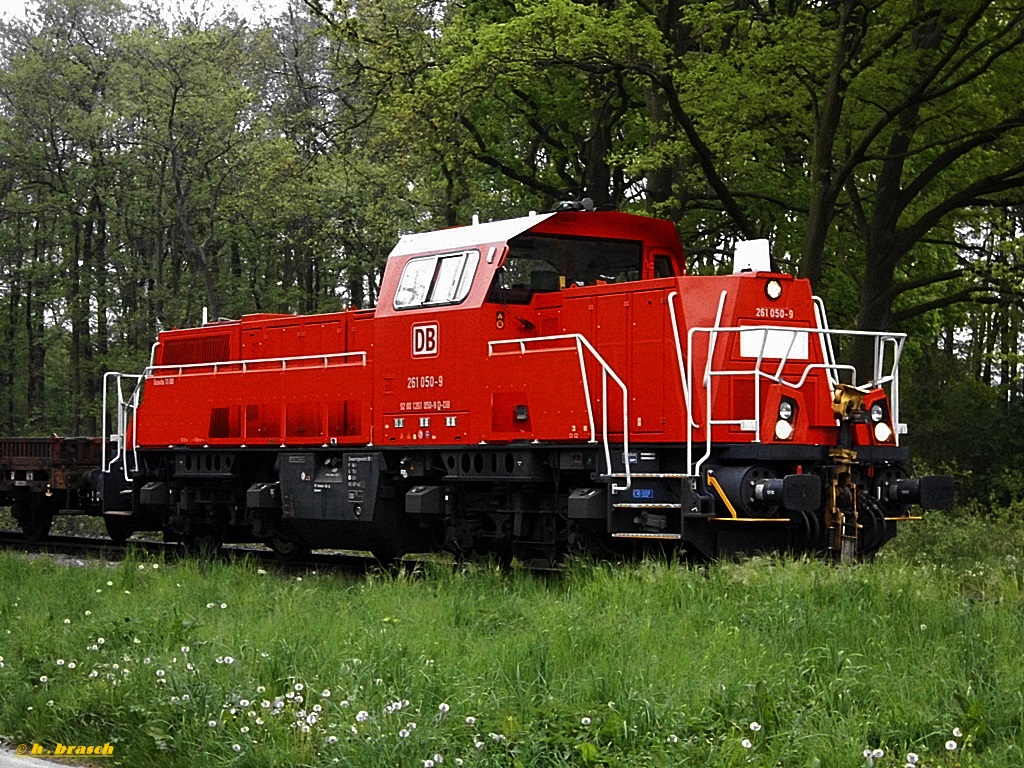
[1,0,1022,507]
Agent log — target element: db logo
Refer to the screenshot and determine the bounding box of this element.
[412,323,439,357]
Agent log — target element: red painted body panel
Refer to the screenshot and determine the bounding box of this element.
[131,211,897,456]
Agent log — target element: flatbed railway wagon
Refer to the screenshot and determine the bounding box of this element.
[0,436,109,540]
[6,207,954,562]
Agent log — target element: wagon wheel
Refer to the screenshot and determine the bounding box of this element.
[12,496,53,542]
[104,515,135,545]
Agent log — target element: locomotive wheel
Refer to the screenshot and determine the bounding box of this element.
[183,530,224,556]
[270,533,309,562]
[858,498,887,560]
[104,515,135,544]
[793,509,821,552]
[12,497,53,542]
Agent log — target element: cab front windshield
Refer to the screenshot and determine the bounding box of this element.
[488,234,642,304]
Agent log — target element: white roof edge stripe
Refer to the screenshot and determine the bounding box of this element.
[388,213,558,259]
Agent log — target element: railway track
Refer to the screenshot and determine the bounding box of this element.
[0,529,409,574]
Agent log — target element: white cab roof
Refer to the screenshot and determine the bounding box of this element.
[388,213,557,259]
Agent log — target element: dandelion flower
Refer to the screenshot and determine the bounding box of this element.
[322,689,331,698]
[750,722,761,732]
[39,676,48,683]
[873,749,885,759]
[295,682,304,691]
[208,721,218,728]
[433,755,443,764]
[57,659,65,666]
[668,734,679,744]
[946,740,957,751]
[906,754,920,766]
[232,744,241,753]
[952,727,962,738]
[326,736,338,745]
[156,669,165,678]
[465,716,476,725]
[423,761,434,768]
[438,702,450,714]
[181,646,190,654]
[63,619,71,625]
[356,710,369,722]
[220,603,227,609]
[474,741,484,749]
[67,662,75,669]
[581,717,591,726]
[97,638,105,645]
[240,699,250,707]
[399,729,410,738]
[741,738,752,749]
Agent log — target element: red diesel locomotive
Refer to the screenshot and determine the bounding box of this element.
[2,206,953,562]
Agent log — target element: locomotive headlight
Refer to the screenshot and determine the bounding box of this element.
[869,402,885,423]
[765,279,783,300]
[778,400,794,421]
[874,421,893,442]
[774,419,794,440]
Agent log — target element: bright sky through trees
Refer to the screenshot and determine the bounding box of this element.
[0,0,294,24]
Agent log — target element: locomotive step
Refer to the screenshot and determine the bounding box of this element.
[611,532,682,540]
[612,502,683,509]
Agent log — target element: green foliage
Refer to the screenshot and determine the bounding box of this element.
[1,0,1022,507]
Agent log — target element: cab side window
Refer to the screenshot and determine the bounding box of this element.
[394,250,480,309]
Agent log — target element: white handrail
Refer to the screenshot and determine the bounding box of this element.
[102,371,143,480]
[146,350,367,378]
[685,323,907,476]
[489,333,631,492]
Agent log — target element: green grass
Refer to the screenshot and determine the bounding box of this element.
[0,512,1022,767]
